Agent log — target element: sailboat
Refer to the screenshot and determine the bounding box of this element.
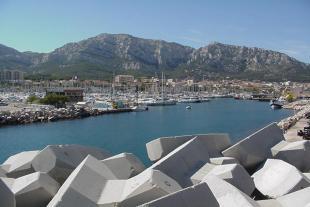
[147,72,176,106]
[132,85,148,112]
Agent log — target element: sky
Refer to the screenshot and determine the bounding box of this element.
[0,0,309,63]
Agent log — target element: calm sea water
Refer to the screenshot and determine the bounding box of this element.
[0,98,293,165]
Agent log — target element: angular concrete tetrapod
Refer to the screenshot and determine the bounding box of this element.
[138,182,220,207]
[150,137,211,187]
[0,166,7,177]
[257,199,282,207]
[101,152,145,179]
[146,135,194,162]
[258,187,310,207]
[190,163,255,195]
[48,155,182,207]
[210,157,239,165]
[12,172,60,207]
[112,168,182,207]
[3,150,39,178]
[32,144,111,184]
[222,123,284,170]
[271,140,310,172]
[0,178,15,207]
[204,175,260,207]
[276,186,310,207]
[146,133,231,162]
[252,159,310,198]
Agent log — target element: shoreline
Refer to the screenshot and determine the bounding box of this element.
[0,103,133,127]
[278,100,310,131]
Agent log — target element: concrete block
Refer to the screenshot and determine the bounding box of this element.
[146,133,231,162]
[0,177,15,189]
[101,152,145,179]
[191,163,255,195]
[150,137,210,187]
[252,159,310,198]
[138,182,219,207]
[223,123,284,170]
[303,173,310,180]
[0,178,15,207]
[257,200,282,207]
[210,157,239,165]
[48,155,181,207]
[12,172,60,207]
[146,135,193,162]
[276,187,310,207]
[3,150,39,178]
[112,168,182,207]
[271,140,310,172]
[0,166,7,177]
[32,144,111,184]
[204,175,260,207]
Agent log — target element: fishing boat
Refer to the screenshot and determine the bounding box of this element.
[270,100,283,109]
[186,105,192,110]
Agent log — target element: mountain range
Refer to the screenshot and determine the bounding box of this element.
[0,33,309,81]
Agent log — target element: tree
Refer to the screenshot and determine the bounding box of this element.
[27,95,40,103]
[40,94,69,108]
[286,93,294,102]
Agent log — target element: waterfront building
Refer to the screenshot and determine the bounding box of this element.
[0,70,24,82]
[114,75,134,85]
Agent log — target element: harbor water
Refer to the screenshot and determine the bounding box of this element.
[0,98,293,165]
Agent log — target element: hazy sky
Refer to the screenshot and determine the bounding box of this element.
[0,0,309,63]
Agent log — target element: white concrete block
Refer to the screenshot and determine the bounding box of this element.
[138,182,219,207]
[12,172,60,207]
[32,144,111,184]
[146,133,231,162]
[3,150,39,178]
[146,135,194,162]
[0,166,7,177]
[150,137,211,187]
[101,152,145,179]
[204,175,260,207]
[271,140,310,172]
[210,157,239,165]
[110,168,182,207]
[48,155,181,207]
[276,187,310,207]
[259,187,310,207]
[257,199,282,207]
[191,163,255,195]
[0,178,15,207]
[0,177,15,189]
[252,159,310,198]
[223,123,284,170]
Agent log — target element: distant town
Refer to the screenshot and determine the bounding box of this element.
[1,69,310,99]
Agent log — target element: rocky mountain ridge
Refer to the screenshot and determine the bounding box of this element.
[0,33,308,81]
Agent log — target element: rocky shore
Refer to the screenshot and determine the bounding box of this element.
[278,100,310,131]
[1,119,310,206]
[0,104,132,126]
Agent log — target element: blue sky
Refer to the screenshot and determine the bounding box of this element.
[0,0,309,63]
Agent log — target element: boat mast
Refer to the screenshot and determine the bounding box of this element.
[161,72,164,103]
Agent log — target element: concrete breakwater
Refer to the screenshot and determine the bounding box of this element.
[0,104,132,126]
[1,120,310,207]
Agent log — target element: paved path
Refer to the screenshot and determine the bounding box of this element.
[284,118,308,141]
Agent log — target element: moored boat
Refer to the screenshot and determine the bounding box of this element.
[270,100,283,109]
